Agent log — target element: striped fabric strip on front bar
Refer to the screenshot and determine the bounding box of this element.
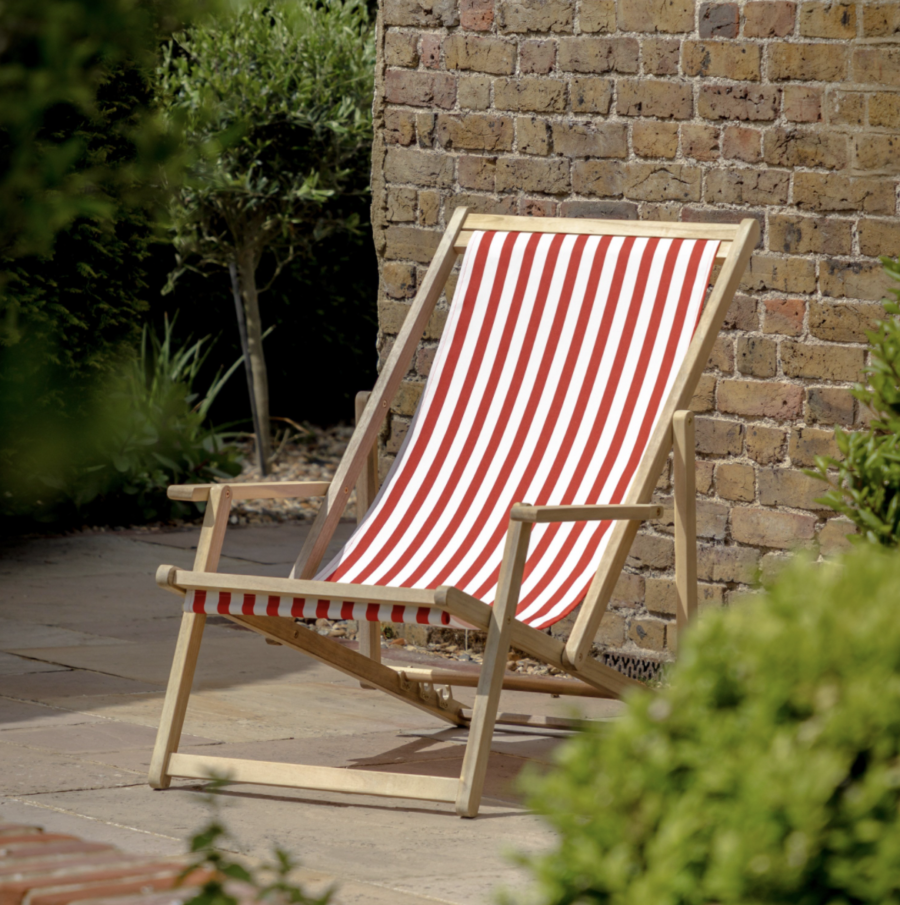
[186,230,720,629]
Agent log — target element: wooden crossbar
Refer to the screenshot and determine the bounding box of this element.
[167,482,330,503]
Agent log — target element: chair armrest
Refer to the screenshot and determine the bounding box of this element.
[167,481,331,503]
[509,503,664,524]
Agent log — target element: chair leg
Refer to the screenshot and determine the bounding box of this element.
[456,520,532,818]
[673,410,698,646]
[149,612,206,788]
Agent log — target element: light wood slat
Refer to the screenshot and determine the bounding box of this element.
[481,712,593,732]
[565,217,760,669]
[168,481,330,502]
[227,613,465,725]
[510,503,664,523]
[167,753,459,803]
[673,410,698,642]
[149,485,231,789]
[169,570,438,608]
[392,667,609,698]
[290,206,470,582]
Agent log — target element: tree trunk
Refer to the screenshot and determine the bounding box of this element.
[232,246,271,475]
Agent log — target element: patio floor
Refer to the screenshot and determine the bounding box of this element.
[0,522,624,904]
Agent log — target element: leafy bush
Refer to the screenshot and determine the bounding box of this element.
[524,546,900,905]
[810,256,900,545]
[0,318,240,529]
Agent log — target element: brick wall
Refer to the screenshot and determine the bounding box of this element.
[369,0,900,660]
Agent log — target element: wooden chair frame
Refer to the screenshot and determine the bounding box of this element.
[149,209,759,817]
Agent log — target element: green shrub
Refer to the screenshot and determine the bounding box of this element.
[0,317,241,529]
[809,256,900,545]
[524,546,900,905]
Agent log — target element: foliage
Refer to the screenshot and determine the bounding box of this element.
[523,545,900,905]
[0,318,240,530]
[156,0,375,279]
[181,778,332,905]
[809,257,900,545]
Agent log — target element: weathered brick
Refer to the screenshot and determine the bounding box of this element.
[746,424,786,464]
[783,85,822,122]
[869,93,900,129]
[744,1,796,36]
[853,47,900,87]
[497,0,574,33]
[859,219,900,257]
[495,156,570,193]
[691,374,717,412]
[722,125,762,162]
[741,254,817,293]
[769,43,848,81]
[624,163,701,201]
[794,172,894,215]
[810,299,881,344]
[645,201,683,221]
[552,121,628,157]
[386,414,411,453]
[642,37,681,75]
[446,192,518,218]
[763,128,848,169]
[558,37,640,73]
[768,213,852,255]
[416,112,435,148]
[717,462,756,501]
[854,134,900,174]
[646,579,725,621]
[700,2,740,37]
[445,34,517,74]
[781,341,865,381]
[737,336,777,378]
[719,380,804,420]
[458,75,492,110]
[385,148,455,188]
[595,610,627,647]
[386,187,417,222]
[632,122,679,159]
[628,618,666,651]
[384,109,417,146]
[789,426,840,466]
[682,41,762,81]
[559,199,639,218]
[421,34,441,69]
[383,224,442,263]
[571,77,613,113]
[618,79,693,119]
[385,32,419,68]
[696,416,744,455]
[710,334,735,372]
[385,70,457,109]
[493,77,566,112]
[392,380,424,417]
[435,114,514,152]
[758,467,827,510]
[611,571,645,607]
[519,197,557,217]
[681,124,719,161]
[382,261,417,299]
[697,458,716,493]
[460,0,495,30]
[863,3,900,37]
[698,543,760,583]
[799,1,856,38]
[416,345,436,376]
[581,0,617,32]
[572,159,625,196]
[706,169,789,206]
[419,190,440,226]
[384,0,460,27]
[818,517,857,554]
[807,386,854,425]
[699,85,780,121]
[618,0,694,33]
[763,298,805,336]
[517,116,551,155]
[520,39,556,73]
[731,507,817,547]
[627,533,675,570]
[724,294,759,331]
[826,90,866,126]
[820,259,893,301]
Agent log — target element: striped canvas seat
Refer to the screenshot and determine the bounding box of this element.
[187,229,719,630]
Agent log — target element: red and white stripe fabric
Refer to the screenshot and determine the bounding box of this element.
[187,230,719,630]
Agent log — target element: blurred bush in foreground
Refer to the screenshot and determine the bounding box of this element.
[524,546,900,905]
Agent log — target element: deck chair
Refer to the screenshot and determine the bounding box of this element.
[150,210,759,817]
